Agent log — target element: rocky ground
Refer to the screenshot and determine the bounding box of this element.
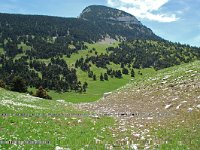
[74,66,200,149]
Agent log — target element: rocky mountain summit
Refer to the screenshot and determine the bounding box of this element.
[80,5,142,25]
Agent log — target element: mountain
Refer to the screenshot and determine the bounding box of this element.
[0,5,160,43]
[80,5,141,25]
[0,5,200,150]
[79,5,160,41]
[0,5,199,97]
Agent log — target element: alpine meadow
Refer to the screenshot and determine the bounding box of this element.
[0,4,200,150]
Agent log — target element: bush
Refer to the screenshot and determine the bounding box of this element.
[11,76,27,93]
[0,80,6,88]
[35,86,52,100]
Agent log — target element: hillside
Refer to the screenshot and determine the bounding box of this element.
[0,5,159,43]
[0,61,199,149]
[76,60,200,149]
[0,5,199,101]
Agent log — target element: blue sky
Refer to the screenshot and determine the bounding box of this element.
[0,0,200,47]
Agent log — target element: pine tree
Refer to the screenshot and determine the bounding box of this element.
[104,73,108,81]
[93,74,96,81]
[82,82,88,92]
[122,68,129,75]
[100,73,104,81]
[131,69,135,77]
[88,71,93,78]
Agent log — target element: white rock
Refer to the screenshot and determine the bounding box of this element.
[91,114,100,119]
[132,133,140,137]
[165,104,172,109]
[163,75,171,80]
[103,92,112,98]
[94,137,101,144]
[140,136,145,140]
[176,104,182,110]
[105,144,113,150]
[188,108,193,112]
[161,81,167,84]
[56,100,65,103]
[147,117,153,120]
[196,104,200,109]
[55,146,69,150]
[130,144,138,150]
[186,70,193,73]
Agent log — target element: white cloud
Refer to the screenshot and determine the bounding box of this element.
[107,0,179,22]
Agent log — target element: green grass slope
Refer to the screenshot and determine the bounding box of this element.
[40,42,137,103]
[0,88,119,149]
[0,61,200,149]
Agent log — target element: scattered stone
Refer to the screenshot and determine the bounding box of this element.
[176,104,182,110]
[172,97,179,101]
[94,137,101,144]
[140,136,145,140]
[147,117,153,120]
[91,114,100,119]
[56,100,65,103]
[187,108,193,112]
[161,81,167,84]
[55,146,69,150]
[163,75,171,80]
[130,144,138,150]
[105,144,113,150]
[196,104,200,109]
[103,92,112,98]
[186,70,193,73]
[165,104,172,109]
[132,133,140,138]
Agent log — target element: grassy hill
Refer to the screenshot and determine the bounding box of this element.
[28,42,138,102]
[1,60,199,149]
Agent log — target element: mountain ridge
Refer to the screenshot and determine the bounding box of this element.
[80,5,142,25]
[0,5,160,42]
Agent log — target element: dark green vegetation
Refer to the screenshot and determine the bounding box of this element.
[0,5,199,101]
[108,40,200,70]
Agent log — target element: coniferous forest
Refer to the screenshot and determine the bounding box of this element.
[0,5,199,98]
